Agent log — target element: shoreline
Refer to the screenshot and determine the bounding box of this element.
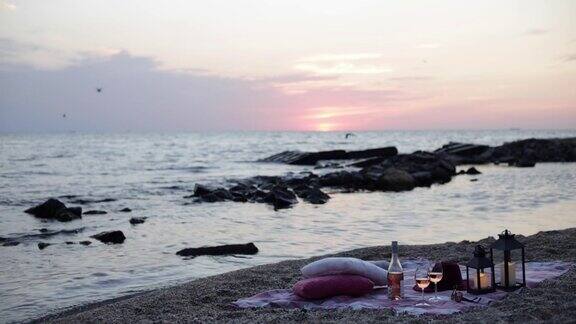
[34,227,576,323]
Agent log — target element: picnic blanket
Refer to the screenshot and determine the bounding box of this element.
[233,260,573,315]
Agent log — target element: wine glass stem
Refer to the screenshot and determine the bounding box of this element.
[435,283,438,299]
[421,288,424,301]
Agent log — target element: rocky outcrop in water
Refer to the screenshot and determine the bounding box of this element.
[176,242,259,257]
[129,217,147,225]
[186,138,576,211]
[465,167,481,175]
[84,210,107,215]
[24,198,82,222]
[92,231,126,244]
[434,143,492,165]
[0,227,86,247]
[492,138,576,163]
[436,138,576,166]
[186,178,329,209]
[263,185,298,210]
[260,147,398,165]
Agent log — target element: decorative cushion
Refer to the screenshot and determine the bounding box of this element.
[301,257,388,286]
[293,275,375,299]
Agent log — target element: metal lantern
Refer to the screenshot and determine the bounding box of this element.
[490,229,526,291]
[466,245,496,294]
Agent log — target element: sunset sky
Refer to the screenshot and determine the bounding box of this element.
[1,0,575,131]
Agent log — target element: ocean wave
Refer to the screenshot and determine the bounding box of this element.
[146,165,210,173]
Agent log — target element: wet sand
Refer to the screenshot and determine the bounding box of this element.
[35,227,576,323]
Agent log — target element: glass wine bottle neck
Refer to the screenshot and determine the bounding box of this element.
[389,241,402,272]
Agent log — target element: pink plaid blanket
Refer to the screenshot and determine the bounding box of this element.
[234,260,573,315]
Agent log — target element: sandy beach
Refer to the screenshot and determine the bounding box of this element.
[34,227,576,323]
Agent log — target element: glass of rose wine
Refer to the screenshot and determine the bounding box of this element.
[428,262,444,302]
[414,266,431,306]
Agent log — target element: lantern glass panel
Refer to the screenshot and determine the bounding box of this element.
[469,268,493,291]
[492,248,521,288]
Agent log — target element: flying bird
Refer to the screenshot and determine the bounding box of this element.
[96,87,103,93]
[62,113,67,118]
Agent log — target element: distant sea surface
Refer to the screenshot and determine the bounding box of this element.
[1,130,576,322]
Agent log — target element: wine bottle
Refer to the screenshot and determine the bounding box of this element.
[387,241,404,300]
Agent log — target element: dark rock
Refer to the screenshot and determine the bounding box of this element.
[470,179,478,182]
[282,174,319,188]
[248,176,282,188]
[227,184,256,202]
[38,242,51,250]
[39,228,49,233]
[229,183,254,195]
[466,167,481,175]
[492,138,576,163]
[119,207,132,212]
[84,210,107,215]
[67,207,82,217]
[364,152,456,186]
[349,157,388,168]
[248,189,268,203]
[260,147,397,165]
[292,184,311,198]
[344,147,398,160]
[197,193,223,203]
[92,230,126,244]
[435,142,490,157]
[129,217,147,225]
[456,170,467,175]
[263,186,298,210]
[302,187,330,204]
[212,188,234,200]
[79,241,92,246]
[377,168,417,192]
[200,190,232,203]
[411,171,433,187]
[193,184,213,197]
[320,171,364,188]
[231,194,248,202]
[54,208,82,222]
[515,159,536,168]
[65,241,75,245]
[3,241,20,247]
[25,198,66,219]
[25,199,82,222]
[435,143,493,164]
[176,242,259,258]
[260,150,345,165]
[190,184,235,203]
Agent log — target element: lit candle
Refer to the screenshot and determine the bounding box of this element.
[499,262,516,287]
[472,272,490,289]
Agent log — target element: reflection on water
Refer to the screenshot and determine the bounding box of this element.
[0,130,576,322]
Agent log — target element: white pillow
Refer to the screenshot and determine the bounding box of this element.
[301,257,388,286]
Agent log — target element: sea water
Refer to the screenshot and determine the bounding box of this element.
[1,130,576,322]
